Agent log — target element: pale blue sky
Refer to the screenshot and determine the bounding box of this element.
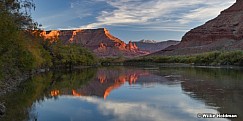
[32,0,235,42]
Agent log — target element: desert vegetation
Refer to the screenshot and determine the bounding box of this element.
[125,51,243,66]
[0,0,97,83]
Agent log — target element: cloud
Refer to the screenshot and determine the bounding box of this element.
[38,95,226,121]
[74,0,235,31]
[178,1,235,24]
[70,0,100,18]
[76,96,180,121]
[73,96,226,121]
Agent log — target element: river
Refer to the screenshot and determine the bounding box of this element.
[0,67,242,121]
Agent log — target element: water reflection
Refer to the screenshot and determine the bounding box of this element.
[0,67,242,121]
[157,68,243,121]
[48,68,157,99]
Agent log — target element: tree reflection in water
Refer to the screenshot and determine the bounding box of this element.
[0,67,242,121]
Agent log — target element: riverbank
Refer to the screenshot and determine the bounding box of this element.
[0,73,28,117]
[0,68,51,117]
[0,65,99,117]
[0,73,29,96]
[0,103,5,117]
[0,68,51,96]
[0,65,96,96]
[123,62,243,69]
[124,50,243,67]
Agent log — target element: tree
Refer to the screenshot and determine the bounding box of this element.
[0,0,46,80]
[0,0,37,29]
[52,43,97,68]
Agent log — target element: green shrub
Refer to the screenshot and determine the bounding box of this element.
[52,44,97,66]
[126,51,243,66]
[194,52,221,65]
[218,51,243,65]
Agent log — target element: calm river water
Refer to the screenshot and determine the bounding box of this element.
[1,67,242,121]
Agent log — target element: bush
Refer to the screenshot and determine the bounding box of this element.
[125,51,243,66]
[52,43,97,66]
[194,52,221,65]
[217,51,243,65]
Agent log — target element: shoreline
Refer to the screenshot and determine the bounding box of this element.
[0,68,50,117]
[1,64,241,95]
[122,62,243,69]
[0,65,95,96]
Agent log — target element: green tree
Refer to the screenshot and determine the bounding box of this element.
[0,0,47,81]
[52,43,97,68]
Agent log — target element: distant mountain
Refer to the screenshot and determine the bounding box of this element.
[152,0,243,56]
[40,28,148,57]
[139,39,158,43]
[133,40,179,53]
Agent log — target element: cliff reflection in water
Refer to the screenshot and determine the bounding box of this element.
[158,68,243,121]
[49,67,166,99]
[1,67,243,121]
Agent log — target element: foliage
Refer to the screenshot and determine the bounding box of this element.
[99,56,127,66]
[217,51,243,65]
[52,43,97,67]
[0,0,49,82]
[0,0,98,83]
[0,69,96,121]
[194,51,221,65]
[0,0,37,29]
[125,51,243,66]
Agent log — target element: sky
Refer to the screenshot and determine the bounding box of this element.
[32,0,235,42]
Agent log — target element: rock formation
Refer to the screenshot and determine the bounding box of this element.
[133,40,179,53]
[153,0,243,55]
[40,28,148,57]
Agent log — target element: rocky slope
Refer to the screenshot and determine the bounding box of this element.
[153,0,243,55]
[40,28,148,57]
[133,40,179,53]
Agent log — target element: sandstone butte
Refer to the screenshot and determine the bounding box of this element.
[153,0,243,56]
[39,28,149,57]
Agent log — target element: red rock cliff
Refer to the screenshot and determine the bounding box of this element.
[180,0,243,47]
[154,0,243,55]
[40,28,148,57]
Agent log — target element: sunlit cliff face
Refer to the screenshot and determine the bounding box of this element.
[39,28,148,57]
[69,30,82,43]
[103,28,123,43]
[40,28,124,45]
[49,69,149,99]
[40,30,60,42]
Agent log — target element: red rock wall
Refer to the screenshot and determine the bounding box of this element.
[152,1,243,56]
[40,28,148,57]
[179,0,243,48]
